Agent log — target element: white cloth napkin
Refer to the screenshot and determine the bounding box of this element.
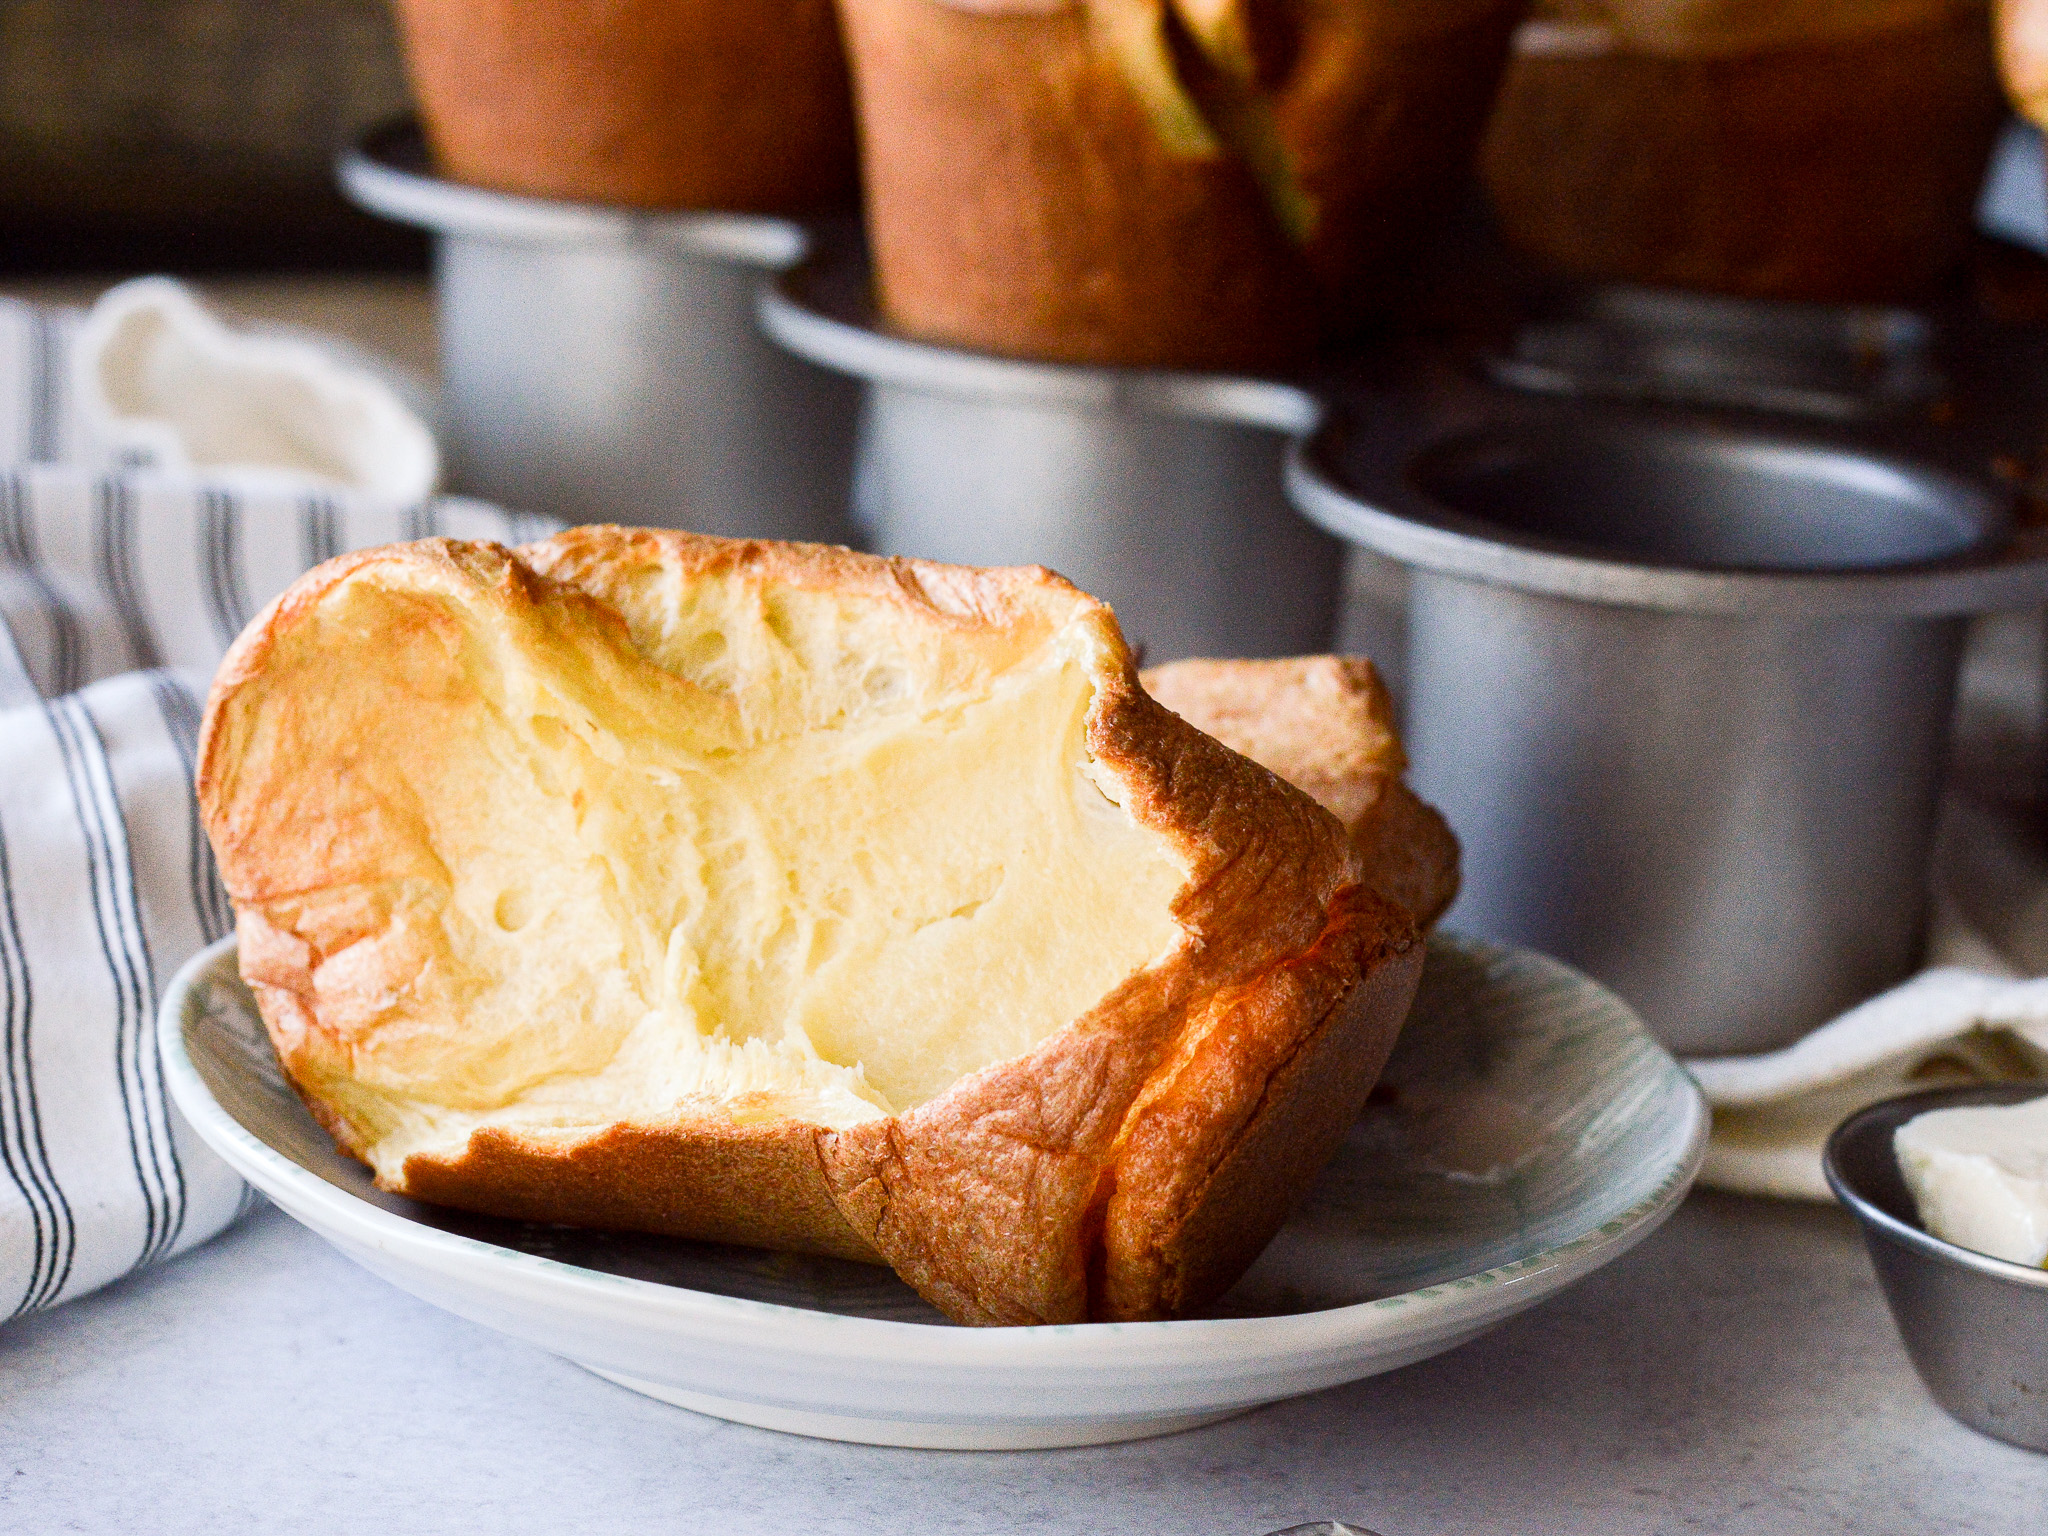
[1688,611,2048,1199]
[0,291,552,1320]
[69,278,439,505]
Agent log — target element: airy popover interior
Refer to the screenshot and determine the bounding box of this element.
[205,535,1188,1184]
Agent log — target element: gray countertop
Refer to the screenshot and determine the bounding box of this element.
[5,1190,2039,1535]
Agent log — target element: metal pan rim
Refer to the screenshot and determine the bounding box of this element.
[1288,432,2048,620]
[337,118,809,267]
[758,263,1323,434]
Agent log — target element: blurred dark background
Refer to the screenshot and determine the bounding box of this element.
[0,0,426,273]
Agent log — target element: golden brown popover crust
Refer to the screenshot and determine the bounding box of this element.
[837,0,1525,371]
[199,529,1423,1325]
[1482,5,2002,304]
[1143,655,1459,927]
[392,0,859,211]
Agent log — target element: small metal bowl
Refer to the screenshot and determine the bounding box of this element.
[1824,1082,2048,1453]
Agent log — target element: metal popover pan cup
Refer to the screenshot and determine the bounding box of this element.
[1824,1082,2048,1455]
[759,253,1344,664]
[1291,410,2048,1056]
[339,119,859,542]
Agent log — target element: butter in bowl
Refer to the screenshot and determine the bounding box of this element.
[1825,1083,2048,1453]
[1895,1095,2048,1271]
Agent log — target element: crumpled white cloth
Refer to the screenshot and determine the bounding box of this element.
[1689,612,2048,1199]
[0,289,551,1320]
[69,278,439,505]
[1689,957,2048,1200]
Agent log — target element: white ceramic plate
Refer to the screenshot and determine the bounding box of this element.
[161,933,1706,1449]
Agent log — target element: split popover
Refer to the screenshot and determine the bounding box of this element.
[839,0,1526,369]
[198,528,1425,1325]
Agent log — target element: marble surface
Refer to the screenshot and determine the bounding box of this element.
[4,1192,2039,1535]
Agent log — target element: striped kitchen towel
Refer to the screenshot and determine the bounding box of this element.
[0,298,555,1320]
[0,300,87,470]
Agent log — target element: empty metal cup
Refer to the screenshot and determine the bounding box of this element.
[1826,1083,2048,1455]
[759,258,1341,663]
[339,121,859,541]
[1292,413,2048,1055]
